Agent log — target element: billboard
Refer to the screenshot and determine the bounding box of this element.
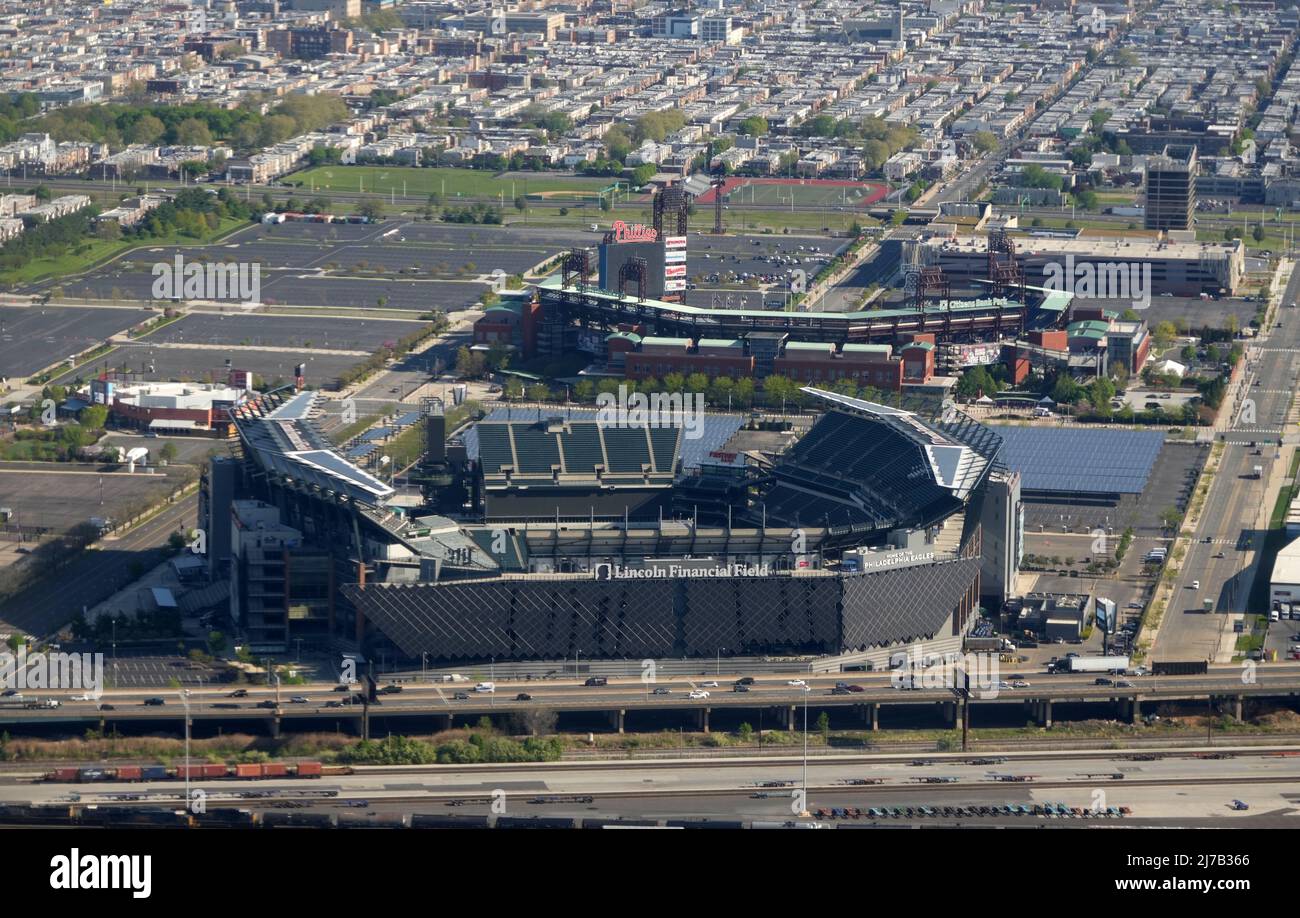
[598,238,666,299]
[951,342,1002,367]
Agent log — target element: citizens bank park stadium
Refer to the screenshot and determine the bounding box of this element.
[213,385,1021,669]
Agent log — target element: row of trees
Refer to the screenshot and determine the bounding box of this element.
[11,94,349,152]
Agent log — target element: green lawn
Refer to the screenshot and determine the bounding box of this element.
[285,166,617,201]
[4,216,250,288]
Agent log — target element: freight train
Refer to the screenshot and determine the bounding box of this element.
[41,762,348,783]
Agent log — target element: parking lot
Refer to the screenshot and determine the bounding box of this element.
[50,343,363,390]
[33,219,601,313]
[1020,440,1208,538]
[0,461,185,540]
[0,305,151,378]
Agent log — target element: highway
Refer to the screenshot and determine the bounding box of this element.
[5,664,1299,729]
[1153,264,1300,660]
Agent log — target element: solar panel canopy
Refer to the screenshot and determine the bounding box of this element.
[993,427,1163,494]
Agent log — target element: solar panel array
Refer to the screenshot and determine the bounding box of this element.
[993,427,1164,494]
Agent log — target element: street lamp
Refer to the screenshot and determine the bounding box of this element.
[801,685,811,817]
[180,689,192,812]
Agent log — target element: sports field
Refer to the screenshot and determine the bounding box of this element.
[286,166,616,200]
[698,177,890,209]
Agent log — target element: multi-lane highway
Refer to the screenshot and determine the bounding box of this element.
[5,665,1299,730]
[1154,265,1300,660]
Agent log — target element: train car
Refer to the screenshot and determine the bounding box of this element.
[193,808,257,828]
[495,815,577,830]
[0,804,77,825]
[581,817,660,829]
[262,763,289,778]
[665,819,745,830]
[46,767,79,783]
[295,762,323,778]
[116,766,143,782]
[410,813,490,830]
[235,764,262,779]
[142,766,169,781]
[78,767,110,782]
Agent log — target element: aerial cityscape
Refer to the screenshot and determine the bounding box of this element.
[0,0,1296,859]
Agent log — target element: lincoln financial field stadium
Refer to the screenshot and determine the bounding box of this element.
[212,386,1021,668]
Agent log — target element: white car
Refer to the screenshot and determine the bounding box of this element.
[701,681,719,688]
[787,680,807,687]
[69,693,94,701]
[1191,580,1200,590]
[1011,680,1030,688]
[688,690,710,699]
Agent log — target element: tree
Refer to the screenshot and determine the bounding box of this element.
[159,441,178,463]
[971,131,998,154]
[175,118,213,146]
[737,722,754,743]
[355,198,384,221]
[79,404,108,430]
[503,378,524,400]
[127,114,165,145]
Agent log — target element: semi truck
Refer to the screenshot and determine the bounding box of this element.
[1056,655,1130,674]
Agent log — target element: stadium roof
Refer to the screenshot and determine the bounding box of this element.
[536,275,1053,322]
[233,390,395,505]
[993,427,1163,494]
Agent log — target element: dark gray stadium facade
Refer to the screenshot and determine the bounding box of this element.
[341,551,982,663]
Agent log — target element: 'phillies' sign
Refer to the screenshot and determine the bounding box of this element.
[611,220,658,243]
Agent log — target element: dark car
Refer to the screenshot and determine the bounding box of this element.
[732,684,750,693]
[1095,677,1113,686]
[256,699,279,709]
[584,677,608,687]
[515,693,532,701]
[98,704,115,711]
[453,692,469,700]
[830,687,852,695]
[324,700,343,709]
[734,677,755,686]
[652,687,671,695]
[379,684,403,695]
[227,689,248,698]
[332,684,351,692]
[212,702,240,710]
[142,697,165,706]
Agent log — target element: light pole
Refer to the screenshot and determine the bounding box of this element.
[181,689,191,811]
[422,652,428,683]
[801,685,811,817]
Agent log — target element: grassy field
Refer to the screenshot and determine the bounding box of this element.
[3,215,250,287]
[715,179,888,208]
[285,166,618,200]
